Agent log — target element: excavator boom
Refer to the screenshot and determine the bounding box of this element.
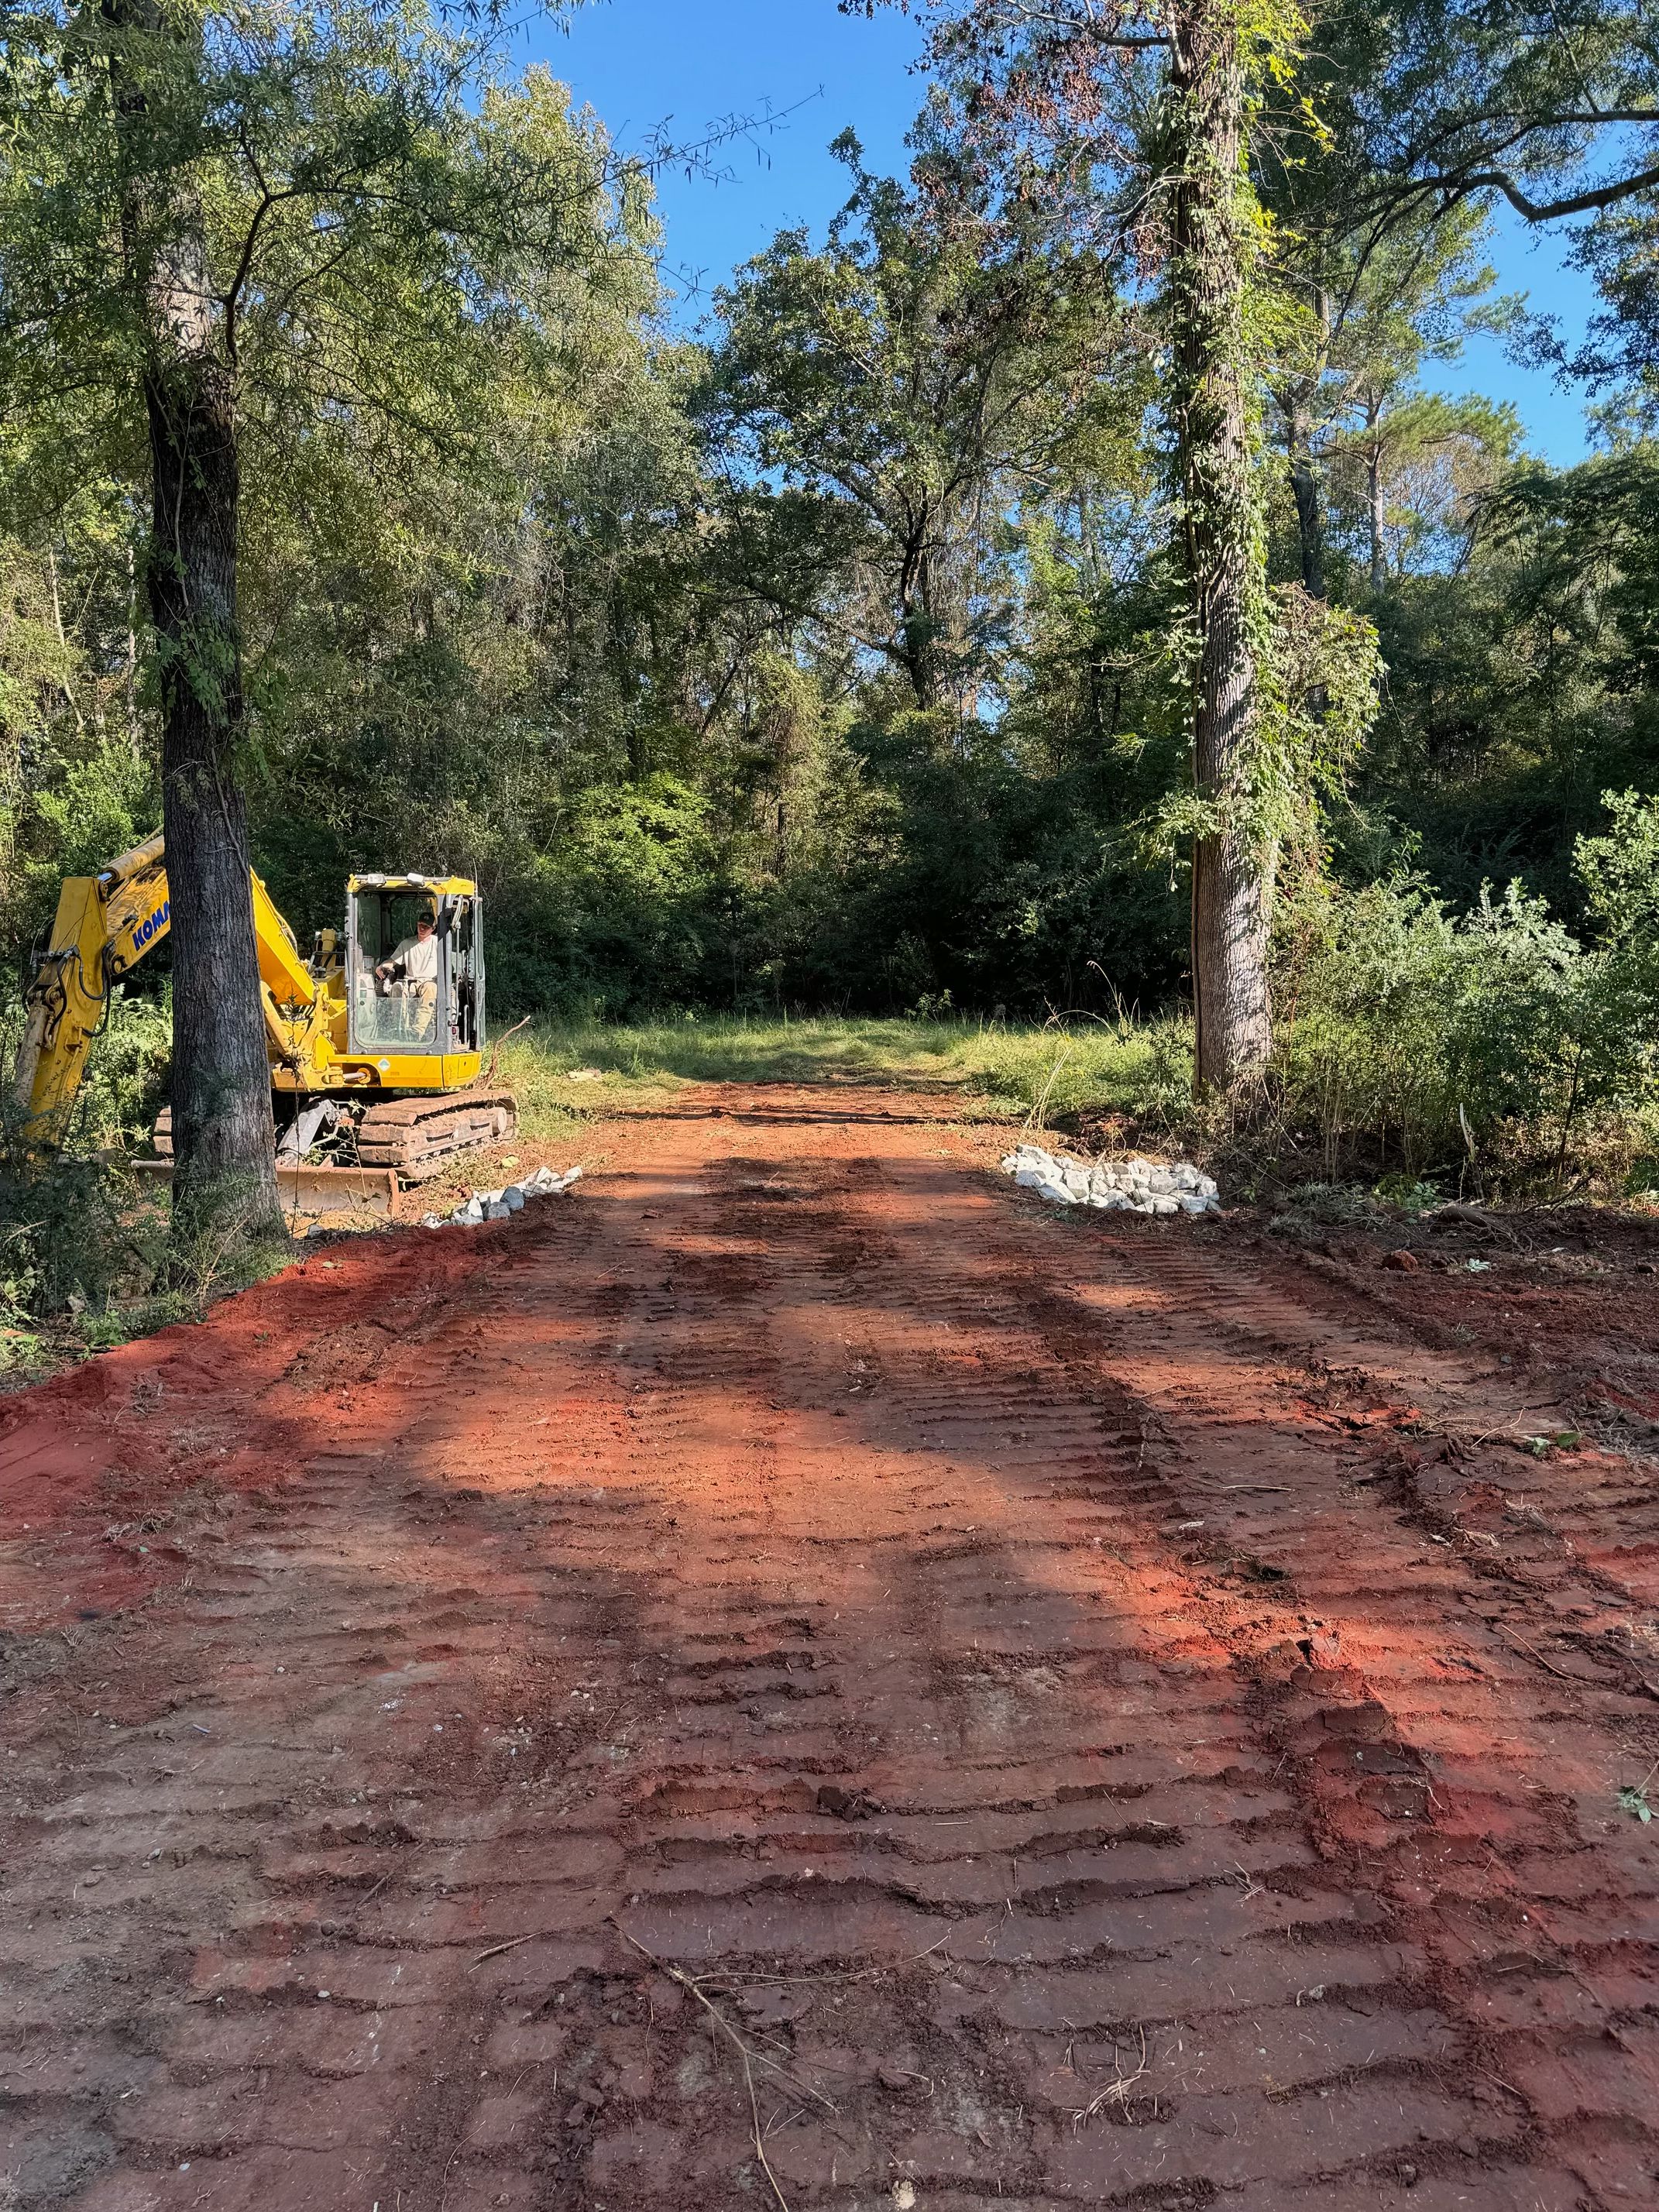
[12,835,318,1146]
[12,834,170,1140]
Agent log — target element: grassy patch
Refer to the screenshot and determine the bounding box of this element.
[495,1012,1195,1138]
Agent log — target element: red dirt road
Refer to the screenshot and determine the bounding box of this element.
[2,1086,1657,2211]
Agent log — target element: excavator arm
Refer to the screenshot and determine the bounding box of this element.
[10,831,320,1146]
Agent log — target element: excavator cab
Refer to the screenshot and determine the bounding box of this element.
[345,875,486,1060]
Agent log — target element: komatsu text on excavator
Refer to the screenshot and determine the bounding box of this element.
[11,832,517,1183]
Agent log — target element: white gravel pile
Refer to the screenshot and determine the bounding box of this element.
[421,1163,582,1228]
[1001,1142,1219,1215]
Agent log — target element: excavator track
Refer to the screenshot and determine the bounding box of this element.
[352,1089,517,1182]
[152,1091,517,1184]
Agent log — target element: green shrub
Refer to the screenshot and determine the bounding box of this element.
[0,1146,140,1345]
[1274,846,1659,1188]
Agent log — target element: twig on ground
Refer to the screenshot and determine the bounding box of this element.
[471,1930,545,1965]
[1069,2025,1151,2128]
[610,1919,841,2212]
[1492,1624,1578,1682]
[354,1866,394,1911]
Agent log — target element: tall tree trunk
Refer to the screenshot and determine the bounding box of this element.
[146,354,279,1231]
[1286,401,1324,599]
[124,536,141,757]
[1286,395,1328,724]
[1169,0,1271,1092]
[1366,407,1386,592]
[110,0,279,1235]
[898,534,941,710]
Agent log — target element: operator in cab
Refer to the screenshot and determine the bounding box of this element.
[376,907,439,1041]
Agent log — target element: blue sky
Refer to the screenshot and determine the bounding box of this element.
[525,0,1598,465]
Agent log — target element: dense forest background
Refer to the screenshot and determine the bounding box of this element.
[3,2,1657,1123]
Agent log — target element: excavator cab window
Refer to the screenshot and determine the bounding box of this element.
[348,885,448,1056]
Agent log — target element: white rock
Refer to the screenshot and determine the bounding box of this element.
[419,1212,445,1228]
[1003,1139,1220,1214]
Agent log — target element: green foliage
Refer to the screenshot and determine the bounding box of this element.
[1576,790,1659,945]
[1619,1760,1658,1825]
[1273,850,1659,1183]
[0,1144,139,1355]
[711,122,1145,712]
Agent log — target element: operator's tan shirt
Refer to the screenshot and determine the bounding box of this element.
[392,933,439,983]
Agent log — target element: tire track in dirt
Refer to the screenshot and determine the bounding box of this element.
[0,1084,1654,2210]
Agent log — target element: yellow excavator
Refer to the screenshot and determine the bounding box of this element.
[11,831,517,1183]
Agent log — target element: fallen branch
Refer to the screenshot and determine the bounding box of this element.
[483,1014,532,1088]
[610,1919,835,2212]
[1492,1624,1578,1683]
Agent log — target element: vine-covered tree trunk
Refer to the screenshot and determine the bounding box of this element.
[112,0,280,1234]
[1169,0,1272,1091]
